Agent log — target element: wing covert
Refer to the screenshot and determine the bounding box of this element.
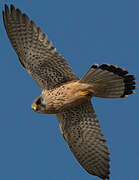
[56,100,110,179]
[3,4,78,90]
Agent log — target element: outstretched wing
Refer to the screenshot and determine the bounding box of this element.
[3,4,78,90]
[56,100,110,180]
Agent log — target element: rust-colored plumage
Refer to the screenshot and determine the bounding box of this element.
[3,4,137,179]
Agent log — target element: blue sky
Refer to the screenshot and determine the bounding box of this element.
[0,0,138,180]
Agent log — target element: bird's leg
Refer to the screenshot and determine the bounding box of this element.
[80,91,89,96]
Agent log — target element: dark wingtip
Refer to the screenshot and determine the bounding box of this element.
[10,4,15,11]
[99,63,110,71]
[99,63,129,77]
[4,4,9,16]
[2,10,4,17]
[4,4,9,10]
[121,76,137,98]
[91,63,99,69]
[3,4,15,16]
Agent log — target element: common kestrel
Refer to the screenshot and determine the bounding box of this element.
[3,4,137,179]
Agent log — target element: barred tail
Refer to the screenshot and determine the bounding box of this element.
[80,63,137,98]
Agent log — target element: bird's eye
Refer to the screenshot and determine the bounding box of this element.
[36,98,41,105]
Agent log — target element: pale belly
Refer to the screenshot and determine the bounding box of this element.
[41,81,92,113]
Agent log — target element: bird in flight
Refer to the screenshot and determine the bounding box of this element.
[3,4,137,179]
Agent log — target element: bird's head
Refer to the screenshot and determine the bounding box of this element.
[31,96,46,114]
[32,94,62,114]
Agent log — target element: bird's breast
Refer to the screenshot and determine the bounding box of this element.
[42,81,91,113]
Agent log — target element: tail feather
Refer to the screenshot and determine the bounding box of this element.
[92,72,121,83]
[80,63,137,98]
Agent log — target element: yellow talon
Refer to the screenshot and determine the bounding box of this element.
[80,91,89,96]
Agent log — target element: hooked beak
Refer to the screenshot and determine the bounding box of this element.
[32,104,37,111]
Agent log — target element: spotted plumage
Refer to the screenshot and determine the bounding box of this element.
[3,4,137,180]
